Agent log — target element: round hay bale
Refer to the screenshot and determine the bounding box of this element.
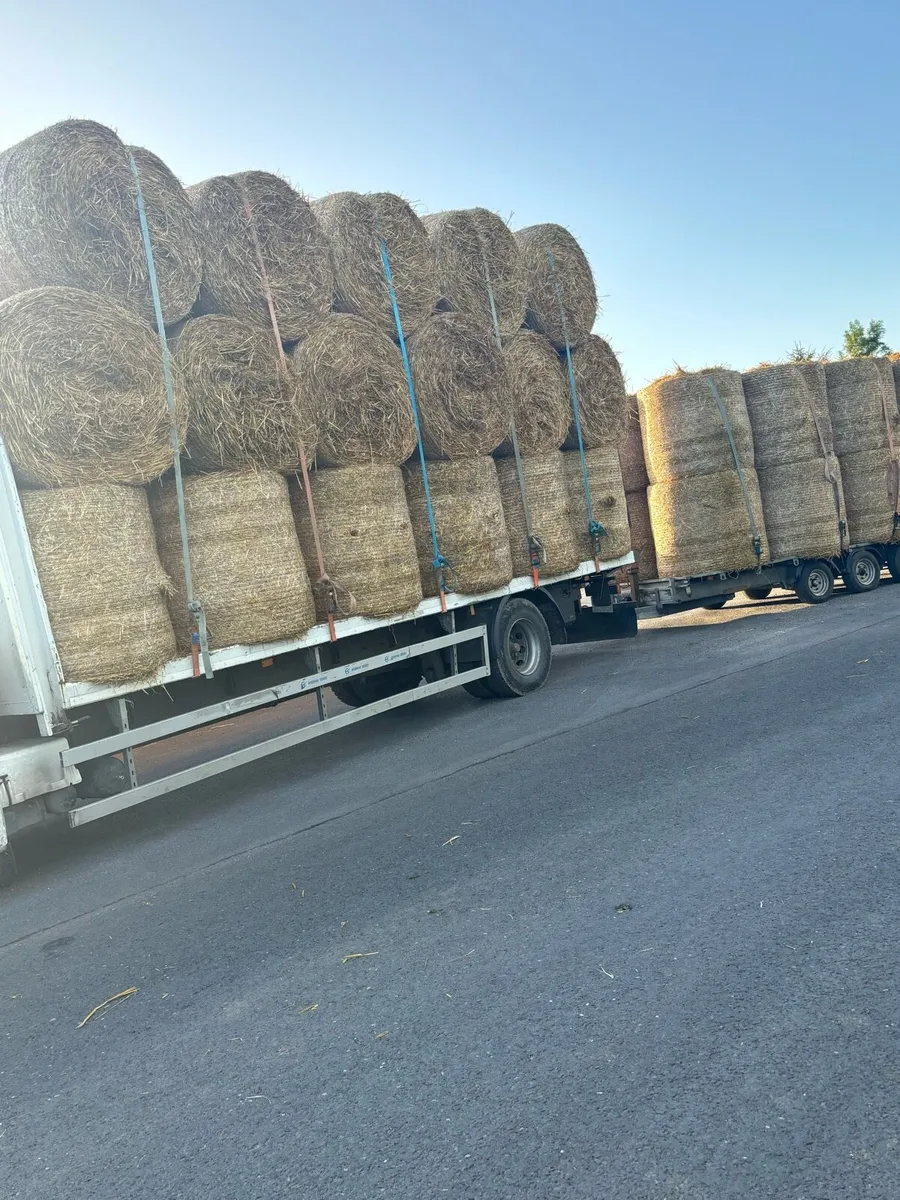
[495,451,581,577]
[495,332,570,457]
[0,121,201,326]
[757,456,845,561]
[290,464,422,622]
[562,446,630,561]
[563,335,628,450]
[291,314,416,466]
[423,208,525,339]
[619,396,649,492]
[637,369,754,484]
[407,312,512,458]
[838,448,900,545]
[189,171,333,342]
[648,469,769,577]
[312,192,439,338]
[150,470,315,651]
[742,363,834,468]
[20,484,175,684]
[824,358,898,457]
[0,287,187,487]
[174,316,316,472]
[403,457,512,597]
[514,223,597,348]
[624,488,658,579]
[792,361,833,448]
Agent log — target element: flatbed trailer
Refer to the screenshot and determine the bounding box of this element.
[0,441,636,883]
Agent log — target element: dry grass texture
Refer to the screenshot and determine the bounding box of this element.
[742,363,834,468]
[564,335,628,450]
[515,223,597,348]
[313,192,438,338]
[403,457,512,596]
[174,315,316,472]
[496,332,570,456]
[424,208,525,339]
[0,287,186,486]
[839,449,900,544]
[0,120,201,326]
[496,452,581,577]
[150,470,315,651]
[290,464,422,622]
[619,397,649,492]
[648,470,769,576]
[408,312,512,458]
[757,456,846,560]
[624,488,658,579]
[824,358,899,457]
[291,314,416,466]
[20,484,175,684]
[189,171,333,342]
[562,446,631,561]
[637,369,754,484]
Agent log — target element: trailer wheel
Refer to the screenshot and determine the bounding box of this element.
[462,678,495,699]
[483,597,552,698]
[842,548,881,594]
[884,543,900,582]
[0,845,18,888]
[330,661,422,709]
[703,597,729,610]
[794,560,834,604]
[744,586,773,600]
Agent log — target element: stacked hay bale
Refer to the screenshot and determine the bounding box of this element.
[824,358,900,545]
[637,369,769,577]
[424,208,525,338]
[741,363,846,561]
[515,223,597,348]
[619,397,657,579]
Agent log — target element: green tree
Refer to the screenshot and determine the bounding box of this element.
[842,319,891,358]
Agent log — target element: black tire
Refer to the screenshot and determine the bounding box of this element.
[703,597,729,611]
[842,548,881,594]
[885,543,900,582]
[794,560,834,604]
[484,597,552,698]
[462,678,495,699]
[0,844,18,888]
[744,586,773,600]
[329,661,422,709]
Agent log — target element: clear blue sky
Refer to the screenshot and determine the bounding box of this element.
[1,0,897,388]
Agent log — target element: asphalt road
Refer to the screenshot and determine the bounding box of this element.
[2,584,899,1199]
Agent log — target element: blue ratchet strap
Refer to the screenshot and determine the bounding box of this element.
[128,152,212,679]
[378,234,451,608]
[546,249,605,569]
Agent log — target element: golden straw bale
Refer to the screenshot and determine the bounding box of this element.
[839,448,900,545]
[619,397,649,492]
[624,488,658,579]
[648,469,769,576]
[757,455,846,560]
[495,332,570,457]
[496,451,581,577]
[514,223,597,348]
[564,335,628,450]
[742,363,834,468]
[562,446,631,562]
[824,358,898,457]
[424,208,525,338]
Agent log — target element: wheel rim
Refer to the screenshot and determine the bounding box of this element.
[807,568,830,598]
[507,619,541,675]
[854,557,878,587]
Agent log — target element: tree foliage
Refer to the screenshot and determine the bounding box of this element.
[787,341,830,363]
[842,319,890,358]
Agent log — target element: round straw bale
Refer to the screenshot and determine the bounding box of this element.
[150,470,315,651]
[20,484,175,684]
[742,363,834,468]
[290,464,422,622]
[0,287,186,487]
[637,369,753,484]
[312,192,439,338]
[189,171,333,342]
[403,457,512,597]
[792,362,833,448]
[0,120,201,326]
[624,488,658,579]
[838,448,900,545]
[495,332,570,457]
[757,455,845,561]
[173,315,316,472]
[648,469,769,577]
[408,312,512,458]
[562,446,630,561]
[619,397,649,491]
[423,208,525,339]
[291,314,416,466]
[563,335,628,450]
[514,223,597,348]
[495,451,581,577]
[824,358,898,457]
